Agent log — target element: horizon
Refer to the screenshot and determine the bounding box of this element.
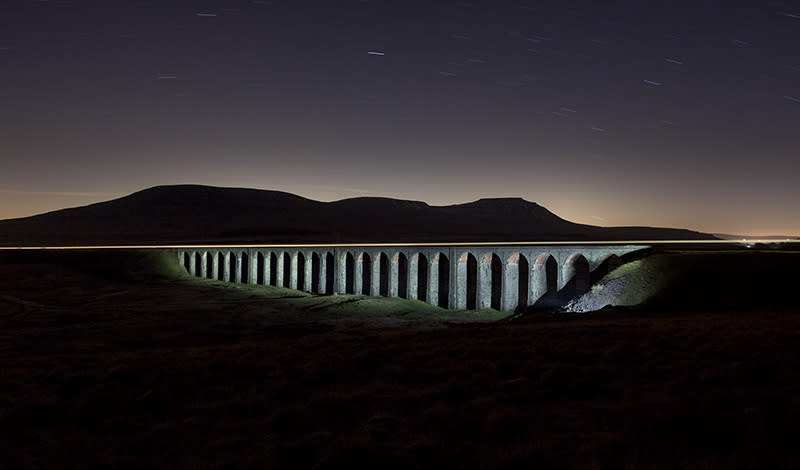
[1,183,798,239]
[1,1,798,236]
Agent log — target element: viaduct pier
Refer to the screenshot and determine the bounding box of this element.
[176,243,649,312]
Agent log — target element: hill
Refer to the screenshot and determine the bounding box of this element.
[0,185,715,245]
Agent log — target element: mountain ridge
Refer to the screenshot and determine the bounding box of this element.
[0,184,716,245]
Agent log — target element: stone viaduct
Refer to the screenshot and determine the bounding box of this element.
[175,243,648,312]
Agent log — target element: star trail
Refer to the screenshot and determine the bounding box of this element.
[0,0,798,236]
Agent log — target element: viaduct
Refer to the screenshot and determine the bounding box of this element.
[176,243,649,312]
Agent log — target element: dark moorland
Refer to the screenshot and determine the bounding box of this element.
[2,248,800,469]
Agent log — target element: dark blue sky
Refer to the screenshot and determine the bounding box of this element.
[1,0,799,235]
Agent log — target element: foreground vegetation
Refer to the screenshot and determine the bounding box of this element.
[1,248,799,468]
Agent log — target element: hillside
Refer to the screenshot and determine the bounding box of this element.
[563,249,800,314]
[0,185,715,245]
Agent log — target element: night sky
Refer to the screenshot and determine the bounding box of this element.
[1,0,798,236]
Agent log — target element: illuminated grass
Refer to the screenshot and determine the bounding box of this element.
[567,250,800,313]
[156,258,512,325]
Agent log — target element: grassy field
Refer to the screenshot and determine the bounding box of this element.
[1,248,800,468]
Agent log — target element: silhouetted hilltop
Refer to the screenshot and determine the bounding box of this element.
[0,185,715,245]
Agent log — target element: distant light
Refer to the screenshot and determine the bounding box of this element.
[643,79,663,86]
[367,51,385,56]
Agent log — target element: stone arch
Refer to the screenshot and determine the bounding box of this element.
[490,253,502,310]
[532,253,558,306]
[205,252,215,279]
[361,252,372,295]
[257,252,265,284]
[311,252,321,293]
[396,252,408,299]
[269,252,278,286]
[416,253,428,302]
[562,253,590,298]
[297,252,306,291]
[183,252,191,274]
[466,253,478,310]
[591,253,622,284]
[437,252,450,308]
[218,252,226,281]
[240,252,249,284]
[193,252,202,277]
[282,252,291,288]
[506,253,529,311]
[325,252,335,294]
[345,252,355,294]
[379,252,389,297]
[227,252,236,282]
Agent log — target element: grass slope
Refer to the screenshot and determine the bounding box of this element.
[29,249,512,327]
[566,249,800,313]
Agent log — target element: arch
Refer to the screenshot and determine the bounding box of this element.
[532,253,558,307]
[361,252,372,295]
[311,252,321,293]
[183,252,191,274]
[257,252,265,284]
[417,253,428,302]
[397,252,408,299]
[240,252,249,284]
[205,252,214,279]
[379,252,389,297]
[193,252,202,277]
[502,252,528,311]
[437,253,450,308]
[490,253,502,310]
[325,252,335,294]
[269,252,278,286]
[591,253,622,284]
[517,254,529,310]
[227,252,236,282]
[218,252,226,281]
[282,252,291,288]
[466,253,478,310]
[562,253,590,298]
[297,252,306,291]
[345,252,355,294]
